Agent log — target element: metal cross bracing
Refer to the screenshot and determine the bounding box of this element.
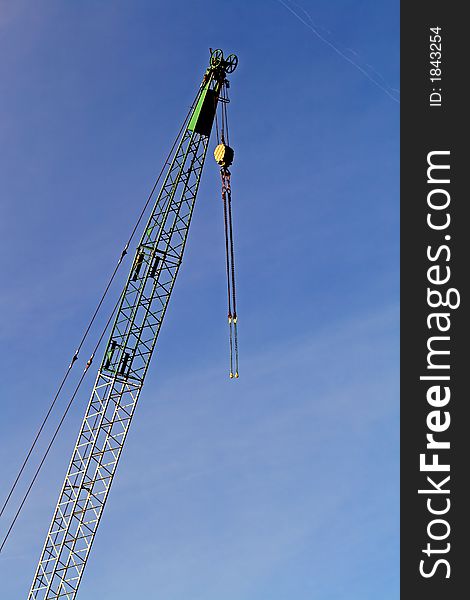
[28,128,209,600]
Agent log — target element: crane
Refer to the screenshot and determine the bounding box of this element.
[26,48,238,599]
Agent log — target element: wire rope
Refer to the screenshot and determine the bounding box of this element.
[0,85,204,535]
[0,287,123,553]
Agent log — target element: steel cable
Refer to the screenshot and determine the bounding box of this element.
[0,287,125,553]
[216,82,238,378]
[221,171,234,377]
[0,86,204,536]
[226,173,239,377]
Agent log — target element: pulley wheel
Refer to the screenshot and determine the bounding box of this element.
[225,54,238,73]
[210,49,224,67]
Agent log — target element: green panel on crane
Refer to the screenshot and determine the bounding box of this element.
[188,86,218,137]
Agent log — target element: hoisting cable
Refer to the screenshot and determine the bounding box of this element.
[215,110,220,145]
[0,85,205,523]
[223,85,231,147]
[223,83,238,377]
[221,169,234,377]
[226,170,239,377]
[215,82,239,378]
[0,288,124,554]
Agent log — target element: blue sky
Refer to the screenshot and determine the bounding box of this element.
[0,1,399,598]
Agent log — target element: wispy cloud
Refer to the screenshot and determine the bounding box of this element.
[276,0,400,103]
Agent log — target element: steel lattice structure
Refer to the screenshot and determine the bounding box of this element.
[28,49,237,600]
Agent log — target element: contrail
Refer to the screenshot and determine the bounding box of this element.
[277,0,400,104]
[289,0,332,35]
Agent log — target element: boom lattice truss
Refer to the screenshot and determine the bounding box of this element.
[28,49,237,600]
